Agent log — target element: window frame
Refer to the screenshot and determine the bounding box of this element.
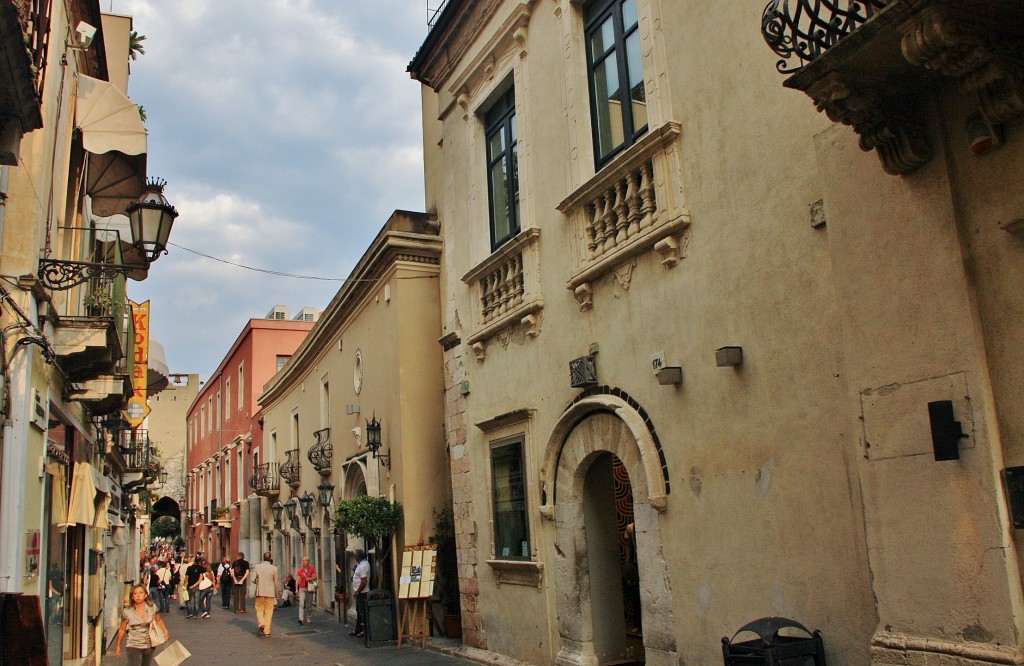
[585,0,648,168]
[489,438,531,561]
[484,88,521,251]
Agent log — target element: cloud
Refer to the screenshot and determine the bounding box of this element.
[119,0,429,375]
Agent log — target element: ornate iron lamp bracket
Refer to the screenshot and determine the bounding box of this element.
[37,258,141,290]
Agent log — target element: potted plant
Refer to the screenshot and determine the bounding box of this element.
[431,506,462,638]
[334,495,403,642]
[334,495,403,590]
[83,289,115,317]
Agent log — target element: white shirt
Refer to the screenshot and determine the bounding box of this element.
[351,559,369,594]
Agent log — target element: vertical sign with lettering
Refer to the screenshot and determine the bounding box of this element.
[123,300,152,427]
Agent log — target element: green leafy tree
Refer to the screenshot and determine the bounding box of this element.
[151,515,179,539]
[128,31,146,60]
[334,495,403,589]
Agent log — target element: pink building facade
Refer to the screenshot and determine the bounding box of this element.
[185,313,316,562]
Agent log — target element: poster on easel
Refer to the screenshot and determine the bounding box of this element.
[398,545,436,599]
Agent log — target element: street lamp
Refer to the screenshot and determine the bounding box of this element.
[37,178,179,290]
[126,178,178,263]
[271,501,284,533]
[317,480,334,522]
[299,491,315,522]
[285,497,300,530]
[365,415,390,469]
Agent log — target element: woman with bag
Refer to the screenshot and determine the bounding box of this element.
[114,584,169,666]
[197,559,215,618]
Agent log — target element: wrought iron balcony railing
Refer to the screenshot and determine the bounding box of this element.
[761,0,890,74]
[249,462,280,496]
[117,429,152,471]
[307,428,333,474]
[279,449,300,488]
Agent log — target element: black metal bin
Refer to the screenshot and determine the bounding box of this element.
[722,616,826,665]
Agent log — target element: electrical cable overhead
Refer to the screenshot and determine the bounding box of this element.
[168,242,344,281]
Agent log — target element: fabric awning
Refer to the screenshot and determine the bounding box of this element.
[94,213,150,281]
[47,462,68,529]
[65,462,112,529]
[75,75,148,217]
[148,338,170,395]
[76,75,147,155]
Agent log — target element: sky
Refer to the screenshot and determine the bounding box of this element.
[113,0,435,380]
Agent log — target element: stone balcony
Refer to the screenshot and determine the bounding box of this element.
[761,0,1024,174]
[462,227,543,361]
[558,121,691,311]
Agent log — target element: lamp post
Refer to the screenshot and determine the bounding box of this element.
[317,480,334,523]
[272,501,284,533]
[365,415,390,469]
[126,178,178,263]
[37,178,179,290]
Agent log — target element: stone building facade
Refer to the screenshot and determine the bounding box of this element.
[409,1,1024,665]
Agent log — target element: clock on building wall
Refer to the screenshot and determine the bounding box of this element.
[353,350,363,395]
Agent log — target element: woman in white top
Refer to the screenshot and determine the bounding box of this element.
[114,584,169,666]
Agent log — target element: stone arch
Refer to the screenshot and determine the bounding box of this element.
[542,394,676,666]
[151,496,181,522]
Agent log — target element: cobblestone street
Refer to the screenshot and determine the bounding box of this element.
[102,601,479,666]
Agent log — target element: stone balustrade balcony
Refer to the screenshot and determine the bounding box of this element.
[558,121,691,311]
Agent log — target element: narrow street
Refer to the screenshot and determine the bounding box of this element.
[102,600,476,666]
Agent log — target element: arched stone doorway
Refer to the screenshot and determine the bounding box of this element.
[151,497,182,545]
[541,392,676,666]
[337,459,369,620]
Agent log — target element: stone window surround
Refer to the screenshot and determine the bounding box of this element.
[476,408,543,588]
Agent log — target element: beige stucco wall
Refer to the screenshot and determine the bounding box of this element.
[260,212,446,595]
[416,0,1024,664]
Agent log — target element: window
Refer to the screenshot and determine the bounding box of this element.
[201,406,206,437]
[320,379,330,428]
[277,355,290,372]
[238,363,245,411]
[485,88,520,250]
[491,440,530,560]
[586,0,647,166]
[224,378,231,422]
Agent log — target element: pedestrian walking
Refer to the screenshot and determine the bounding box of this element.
[349,549,369,638]
[155,561,172,613]
[184,556,203,618]
[197,558,215,618]
[252,552,280,637]
[231,551,250,614]
[114,584,170,666]
[296,557,318,625]
[217,558,233,609]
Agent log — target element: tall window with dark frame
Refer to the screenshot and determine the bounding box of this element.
[586,0,648,167]
[485,89,520,250]
[491,440,530,560]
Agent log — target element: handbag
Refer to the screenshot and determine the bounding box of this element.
[308,580,318,592]
[149,616,169,647]
[198,574,213,591]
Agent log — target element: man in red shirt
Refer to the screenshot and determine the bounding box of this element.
[296,557,318,625]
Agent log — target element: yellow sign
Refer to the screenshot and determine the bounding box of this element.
[123,300,151,427]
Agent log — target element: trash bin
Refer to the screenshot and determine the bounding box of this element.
[721,616,826,665]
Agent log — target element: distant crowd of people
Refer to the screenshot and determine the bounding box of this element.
[125,542,372,648]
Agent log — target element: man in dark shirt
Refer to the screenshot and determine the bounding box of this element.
[184,557,204,618]
[231,552,250,613]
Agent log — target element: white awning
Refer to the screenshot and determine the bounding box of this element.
[94,213,150,281]
[76,75,148,217]
[75,75,147,156]
[148,338,171,396]
[64,462,112,529]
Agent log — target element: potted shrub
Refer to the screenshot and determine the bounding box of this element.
[334,495,403,643]
[83,289,115,317]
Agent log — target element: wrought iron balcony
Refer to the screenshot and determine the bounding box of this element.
[249,462,280,497]
[761,0,889,74]
[307,428,333,475]
[118,429,153,472]
[279,449,300,488]
[760,0,1024,174]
